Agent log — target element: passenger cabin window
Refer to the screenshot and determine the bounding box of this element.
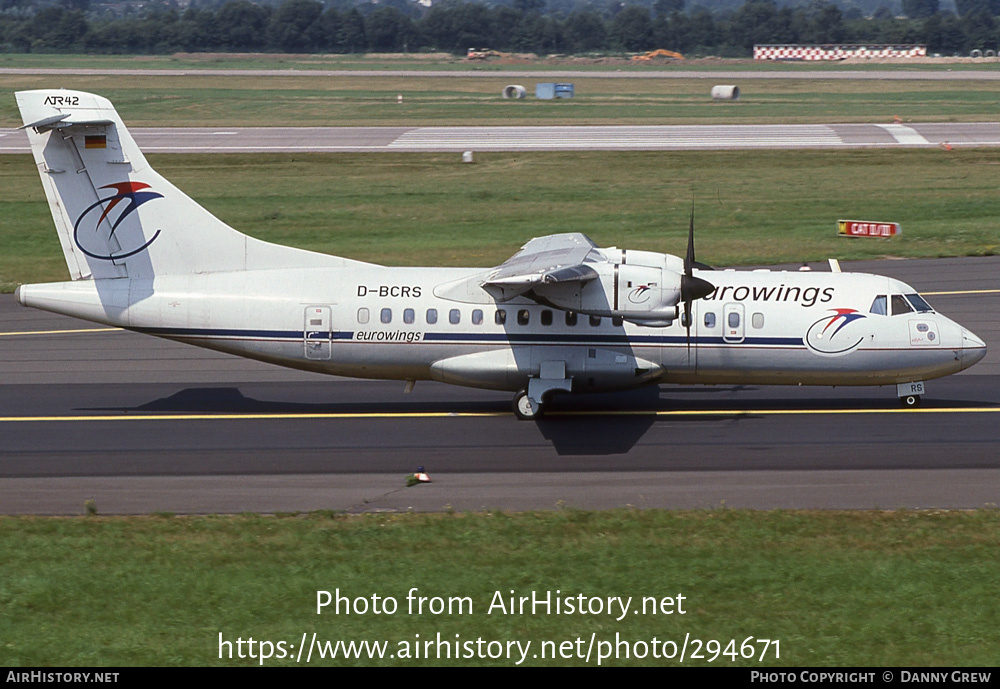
[870,295,887,316]
[752,313,764,329]
[517,310,530,326]
[565,311,578,326]
[704,312,716,328]
[541,310,553,326]
[426,308,438,324]
[357,308,370,324]
[380,308,392,324]
[403,308,415,325]
[449,309,461,325]
[891,295,913,316]
[472,309,483,325]
[495,309,506,325]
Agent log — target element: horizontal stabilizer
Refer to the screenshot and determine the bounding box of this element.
[18,113,69,130]
[16,91,117,132]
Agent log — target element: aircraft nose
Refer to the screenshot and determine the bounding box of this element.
[960,328,987,370]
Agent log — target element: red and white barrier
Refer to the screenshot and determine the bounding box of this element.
[754,44,927,61]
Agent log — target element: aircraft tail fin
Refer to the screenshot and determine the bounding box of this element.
[16,89,351,281]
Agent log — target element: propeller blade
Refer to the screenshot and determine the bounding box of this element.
[685,203,696,276]
[681,202,714,359]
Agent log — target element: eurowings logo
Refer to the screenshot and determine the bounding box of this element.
[628,285,652,304]
[805,308,868,356]
[73,182,163,261]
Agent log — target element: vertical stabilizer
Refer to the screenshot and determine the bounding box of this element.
[16,89,351,281]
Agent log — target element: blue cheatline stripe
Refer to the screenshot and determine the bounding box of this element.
[135,327,299,339]
[131,326,804,348]
[133,327,354,340]
[424,332,630,344]
[424,332,803,346]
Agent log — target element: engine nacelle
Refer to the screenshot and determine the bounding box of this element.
[535,262,683,322]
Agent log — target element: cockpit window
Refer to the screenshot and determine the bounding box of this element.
[905,293,934,313]
[890,294,913,315]
[870,295,887,316]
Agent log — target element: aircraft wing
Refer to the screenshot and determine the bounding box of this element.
[482,233,602,301]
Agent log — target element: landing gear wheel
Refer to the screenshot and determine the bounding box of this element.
[900,394,921,408]
[512,390,544,420]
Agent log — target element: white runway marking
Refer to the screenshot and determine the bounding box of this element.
[387,125,844,150]
[877,124,931,145]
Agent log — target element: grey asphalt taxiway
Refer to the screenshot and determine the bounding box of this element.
[1,257,997,515]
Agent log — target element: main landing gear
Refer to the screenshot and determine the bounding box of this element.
[512,390,544,420]
[512,369,573,420]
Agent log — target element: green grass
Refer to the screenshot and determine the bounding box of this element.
[3,149,998,290]
[4,51,1000,72]
[1,509,997,666]
[4,72,1000,126]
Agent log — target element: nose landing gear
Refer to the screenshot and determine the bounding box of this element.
[897,381,925,409]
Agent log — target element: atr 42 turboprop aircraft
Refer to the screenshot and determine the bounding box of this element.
[14,90,988,419]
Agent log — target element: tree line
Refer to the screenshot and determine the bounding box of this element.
[1,0,998,56]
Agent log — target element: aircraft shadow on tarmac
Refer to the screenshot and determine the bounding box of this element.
[76,385,763,455]
[106,386,668,455]
[82,383,995,456]
[114,383,965,415]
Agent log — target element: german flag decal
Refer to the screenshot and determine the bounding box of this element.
[85,135,107,149]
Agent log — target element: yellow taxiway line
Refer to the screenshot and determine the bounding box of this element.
[924,288,1000,296]
[0,407,997,422]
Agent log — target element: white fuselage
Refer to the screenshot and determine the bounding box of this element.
[16,263,987,394]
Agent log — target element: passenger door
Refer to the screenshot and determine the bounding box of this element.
[304,305,332,360]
